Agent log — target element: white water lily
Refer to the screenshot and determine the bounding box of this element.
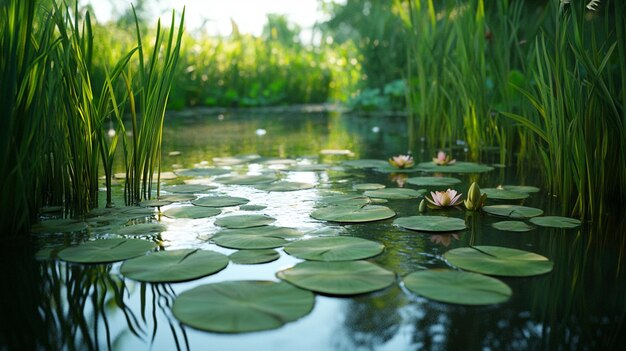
[388,154,414,169]
[432,151,456,166]
[426,189,463,209]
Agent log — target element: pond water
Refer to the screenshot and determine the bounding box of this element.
[3,108,625,351]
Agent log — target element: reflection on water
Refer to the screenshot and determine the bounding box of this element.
[3,109,626,351]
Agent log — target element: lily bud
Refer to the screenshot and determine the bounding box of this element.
[464,182,487,211]
[418,199,427,213]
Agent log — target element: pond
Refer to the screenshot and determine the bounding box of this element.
[4,107,626,351]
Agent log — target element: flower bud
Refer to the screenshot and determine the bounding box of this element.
[464,182,487,211]
[418,199,427,213]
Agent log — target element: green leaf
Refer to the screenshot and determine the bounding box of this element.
[192,196,249,208]
[120,249,228,282]
[139,199,173,207]
[482,188,529,200]
[175,168,230,177]
[413,162,494,174]
[501,185,540,193]
[311,205,395,223]
[353,183,386,191]
[284,237,384,261]
[406,176,462,187]
[214,226,303,239]
[216,174,278,185]
[403,269,512,305]
[117,223,167,235]
[394,216,466,232]
[316,193,371,207]
[444,246,553,277]
[276,261,395,295]
[229,249,280,264]
[240,204,267,211]
[254,181,314,192]
[173,281,314,333]
[58,238,157,263]
[342,159,389,169]
[483,205,544,219]
[492,221,534,232]
[162,184,215,193]
[529,216,581,228]
[31,219,88,234]
[162,206,221,219]
[363,188,426,199]
[214,214,276,229]
[213,234,286,249]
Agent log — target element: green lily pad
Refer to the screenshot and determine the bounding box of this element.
[394,216,466,232]
[58,238,157,263]
[162,206,221,219]
[353,183,386,191]
[213,154,261,166]
[117,223,167,235]
[284,237,384,261]
[342,159,389,169]
[240,204,267,211]
[172,280,314,333]
[287,164,331,172]
[162,184,215,193]
[483,205,544,219]
[529,216,581,228]
[214,214,276,229]
[31,219,88,234]
[316,194,371,207]
[214,226,303,239]
[139,199,173,207]
[276,260,395,295]
[175,168,230,177]
[481,188,529,200]
[444,246,554,277]
[311,205,395,223]
[158,194,197,202]
[373,165,421,173]
[502,185,540,193]
[403,269,512,305]
[406,176,462,187]
[192,196,249,208]
[363,188,426,199]
[492,221,534,232]
[254,181,315,192]
[214,234,286,249]
[216,174,278,185]
[414,162,494,174]
[120,249,228,282]
[229,249,280,264]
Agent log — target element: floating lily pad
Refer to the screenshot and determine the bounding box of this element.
[502,185,540,193]
[373,165,421,173]
[316,194,370,207]
[483,205,544,219]
[216,174,278,185]
[444,246,554,277]
[342,159,389,169]
[406,176,462,187]
[120,249,228,282]
[414,162,494,174]
[284,237,384,261]
[394,216,466,232]
[254,181,315,192]
[529,216,581,228]
[31,219,88,234]
[172,280,314,333]
[214,226,303,239]
[403,269,512,305]
[481,188,529,200]
[139,199,172,207]
[240,204,267,211]
[287,164,331,172]
[214,214,277,229]
[363,188,426,200]
[353,183,386,191]
[492,221,534,232]
[276,260,395,295]
[214,234,286,249]
[162,206,221,219]
[162,184,215,193]
[158,194,197,202]
[192,196,249,208]
[213,154,261,166]
[311,205,395,223]
[229,249,280,264]
[58,238,157,263]
[175,168,230,177]
[117,223,167,235]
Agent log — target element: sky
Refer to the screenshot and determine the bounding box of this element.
[85,0,328,38]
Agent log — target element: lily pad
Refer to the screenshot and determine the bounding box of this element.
[158,194,197,202]
[214,226,303,239]
[162,206,221,219]
[394,216,466,232]
[117,223,167,235]
[311,205,395,223]
[216,174,278,185]
[284,237,384,261]
[502,185,540,193]
[213,154,261,166]
[172,280,314,333]
[31,219,88,234]
[342,159,389,169]
[492,221,534,232]
[192,196,249,208]
[287,164,331,172]
[58,238,157,263]
[162,184,215,193]
[444,246,554,277]
[363,188,426,200]
[481,188,529,200]
[139,199,173,207]
[229,249,280,264]
[120,249,228,282]
[353,183,386,191]
[214,214,276,229]
[406,176,462,187]
[276,260,395,295]
[403,269,512,305]
[316,194,370,207]
[240,204,267,211]
[214,234,286,249]
[254,181,315,192]
[373,165,421,173]
[529,216,581,228]
[175,168,230,177]
[414,162,494,174]
[483,205,544,219]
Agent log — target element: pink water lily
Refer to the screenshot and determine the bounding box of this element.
[426,189,463,209]
[388,154,414,169]
[433,151,456,165]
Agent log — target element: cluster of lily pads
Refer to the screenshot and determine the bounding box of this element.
[33,152,582,333]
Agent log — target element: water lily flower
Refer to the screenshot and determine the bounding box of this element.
[388,154,414,169]
[426,189,463,209]
[433,151,456,165]
[464,182,488,211]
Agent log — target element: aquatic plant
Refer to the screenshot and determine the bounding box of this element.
[426,189,463,209]
[464,182,487,211]
[388,154,415,168]
[432,151,456,166]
